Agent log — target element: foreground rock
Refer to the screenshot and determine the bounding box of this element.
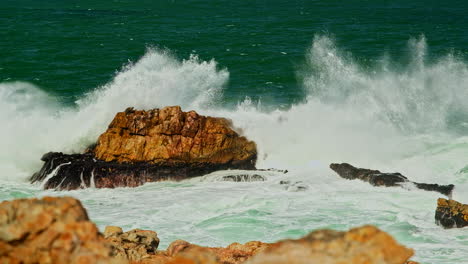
[31,106,257,190]
[1,196,417,264]
[435,198,468,228]
[245,225,413,264]
[0,196,120,263]
[104,226,159,261]
[330,163,454,197]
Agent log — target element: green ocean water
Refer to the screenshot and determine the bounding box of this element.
[2,1,468,263]
[2,0,468,105]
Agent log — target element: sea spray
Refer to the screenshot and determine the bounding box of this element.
[0,49,227,180]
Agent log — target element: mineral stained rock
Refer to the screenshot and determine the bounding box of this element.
[31,106,257,190]
[0,196,121,264]
[330,163,454,197]
[435,198,468,228]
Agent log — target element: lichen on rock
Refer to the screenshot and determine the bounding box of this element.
[435,198,468,228]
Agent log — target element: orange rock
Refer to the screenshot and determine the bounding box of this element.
[104,226,160,261]
[245,225,413,264]
[0,197,123,264]
[435,198,468,228]
[93,106,256,166]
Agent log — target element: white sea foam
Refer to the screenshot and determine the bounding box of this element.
[0,48,227,180]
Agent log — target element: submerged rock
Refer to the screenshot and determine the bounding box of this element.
[435,198,468,228]
[330,163,454,197]
[0,196,120,264]
[279,180,309,192]
[31,106,257,190]
[221,174,266,182]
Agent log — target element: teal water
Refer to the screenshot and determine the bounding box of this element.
[1,1,468,263]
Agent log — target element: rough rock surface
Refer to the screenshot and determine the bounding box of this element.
[245,225,413,264]
[31,106,257,190]
[104,226,160,261]
[0,196,120,264]
[435,198,468,228]
[330,163,454,197]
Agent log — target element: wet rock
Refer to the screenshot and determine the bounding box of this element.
[104,226,160,261]
[0,196,120,264]
[221,174,266,182]
[435,198,468,228]
[330,163,454,197]
[245,225,414,264]
[31,106,257,190]
[257,168,288,174]
[279,180,308,192]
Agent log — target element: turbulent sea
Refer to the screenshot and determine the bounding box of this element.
[1,1,468,263]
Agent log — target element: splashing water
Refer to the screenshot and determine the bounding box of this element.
[1,36,468,264]
[0,48,227,180]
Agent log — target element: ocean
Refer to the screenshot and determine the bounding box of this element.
[1,1,468,263]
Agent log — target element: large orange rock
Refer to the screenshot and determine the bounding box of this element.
[31,106,257,190]
[94,106,256,165]
[0,197,123,264]
[245,225,413,264]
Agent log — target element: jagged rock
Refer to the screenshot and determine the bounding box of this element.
[245,225,413,264]
[104,226,160,261]
[31,106,257,190]
[435,198,468,228]
[0,197,122,264]
[330,163,454,197]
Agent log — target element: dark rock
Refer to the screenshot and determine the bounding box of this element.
[221,174,266,182]
[257,168,288,174]
[435,198,468,228]
[31,152,256,190]
[330,163,454,197]
[278,180,308,192]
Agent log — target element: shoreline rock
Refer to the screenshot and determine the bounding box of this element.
[0,196,119,263]
[435,198,468,228]
[0,196,417,264]
[31,106,257,190]
[330,163,454,197]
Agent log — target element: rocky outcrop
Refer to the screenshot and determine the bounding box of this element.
[0,196,121,264]
[31,106,257,190]
[245,225,413,264]
[330,163,454,197]
[435,198,468,228]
